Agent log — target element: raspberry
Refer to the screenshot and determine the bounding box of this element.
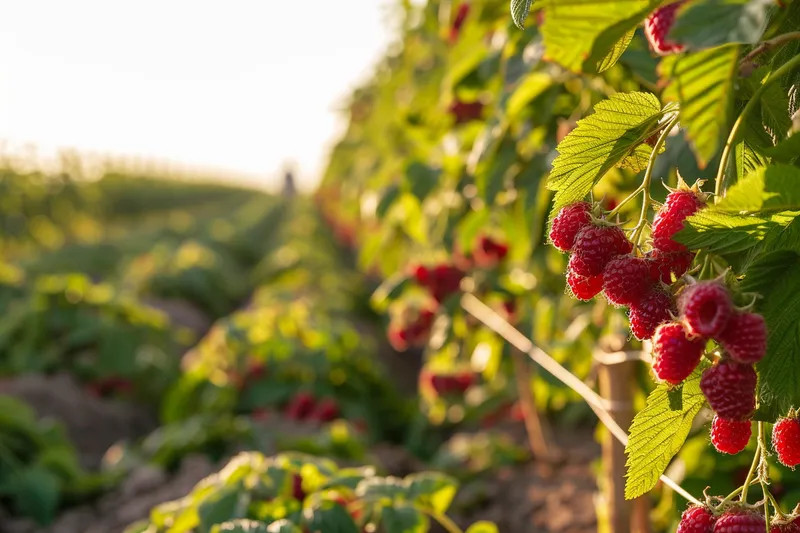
[649,249,694,284]
[644,1,688,56]
[652,322,705,385]
[714,509,765,533]
[571,224,633,276]
[550,202,592,252]
[474,235,509,267]
[449,99,484,124]
[412,264,430,285]
[286,392,316,420]
[652,189,705,253]
[628,288,677,340]
[772,416,800,468]
[771,520,800,533]
[292,473,306,501]
[603,255,655,306]
[700,360,757,421]
[566,269,604,301]
[679,282,733,339]
[717,312,767,365]
[677,505,715,533]
[710,415,751,455]
[427,264,465,302]
[312,398,340,422]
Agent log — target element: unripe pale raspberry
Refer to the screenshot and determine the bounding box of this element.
[571,224,633,277]
[679,282,733,339]
[717,312,768,365]
[603,255,655,306]
[714,509,765,533]
[652,189,705,253]
[550,202,592,252]
[649,249,694,284]
[700,360,757,421]
[628,288,677,340]
[772,416,800,468]
[677,505,715,533]
[566,269,604,301]
[710,415,751,455]
[644,1,688,56]
[652,322,705,385]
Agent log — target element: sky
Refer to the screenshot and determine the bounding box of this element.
[0,1,400,190]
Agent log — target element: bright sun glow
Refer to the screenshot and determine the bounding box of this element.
[0,1,397,190]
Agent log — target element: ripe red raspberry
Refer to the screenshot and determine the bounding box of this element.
[286,392,316,420]
[628,288,677,340]
[571,224,633,277]
[312,398,340,422]
[679,282,733,339]
[717,312,767,365]
[474,235,509,267]
[644,1,688,56]
[449,99,484,124]
[412,264,430,285]
[566,269,604,301]
[710,415,751,455]
[714,509,765,533]
[677,505,715,533]
[603,255,655,306]
[700,360,757,421]
[550,202,592,252]
[292,473,306,501]
[771,520,800,533]
[427,264,465,302]
[649,249,694,284]
[652,322,705,385]
[772,416,800,468]
[652,189,705,253]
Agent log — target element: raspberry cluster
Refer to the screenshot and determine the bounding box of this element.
[677,504,799,533]
[644,0,687,56]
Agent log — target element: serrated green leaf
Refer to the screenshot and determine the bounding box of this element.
[510,0,534,29]
[547,92,667,218]
[198,485,248,533]
[624,370,706,499]
[674,210,792,255]
[381,504,428,533]
[596,29,636,73]
[669,0,771,50]
[539,0,660,73]
[466,522,500,533]
[740,247,800,420]
[717,164,800,214]
[760,83,792,143]
[763,134,800,163]
[661,44,740,166]
[734,140,768,181]
[476,137,517,205]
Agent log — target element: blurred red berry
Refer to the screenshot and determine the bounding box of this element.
[286,392,316,420]
[644,1,688,56]
[474,235,509,267]
[313,398,340,422]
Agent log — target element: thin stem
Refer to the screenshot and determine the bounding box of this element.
[741,443,762,503]
[740,32,800,67]
[630,113,680,246]
[715,53,800,202]
[426,510,465,533]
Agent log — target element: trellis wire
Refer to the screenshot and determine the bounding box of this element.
[460,292,701,506]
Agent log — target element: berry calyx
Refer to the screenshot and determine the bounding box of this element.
[710,415,751,455]
[644,1,688,56]
[571,224,633,277]
[677,505,715,533]
[603,255,655,307]
[717,312,768,365]
[700,360,757,421]
[566,269,604,301]
[652,186,706,253]
[679,282,733,339]
[550,202,592,252]
[652,322,705,385]
[714,508,765,533]
[772,416,800,468]
[628,288,677,340]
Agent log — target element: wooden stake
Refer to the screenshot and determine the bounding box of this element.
[511,347,552,458]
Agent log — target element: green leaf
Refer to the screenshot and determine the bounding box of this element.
[669,0,771,50]
[539,0,660,73]
[404,472,458,514]
[476,136,517,205]
[510,0,534,29]
[624,369,707,499]
[377,185,401,219]
[466,522,500,533]
[356,476,408,504]
[212,520,272,533]
[717,164,800,214]
[404,162,441,202]
[740,248,800,420]
[661,44,740,166]
[305,501,359,533]
[596,29,636,73]
[734,140,768,181]
[506,73,553,120]
[546,92,667,218]
[763,134,800,163]
[456,209,490,256]
[12,466,60,525]
[674,210,792,255]
[381,504,429,533]
[198,485,248,533]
